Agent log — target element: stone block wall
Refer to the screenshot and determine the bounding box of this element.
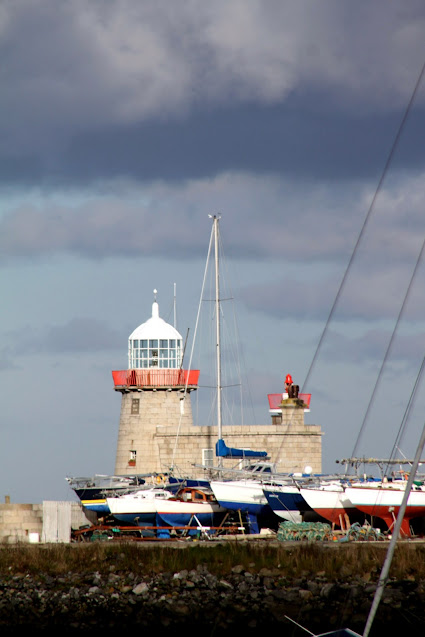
[0,502,92,545]
[0,503,43,544]
[114,389,195,475]
[114,389,322,478]
[155,422,322,478]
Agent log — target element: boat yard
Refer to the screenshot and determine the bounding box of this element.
[3,218,425,545]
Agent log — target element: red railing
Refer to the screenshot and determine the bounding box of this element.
[112,369,200,388]
[267,393,311,409]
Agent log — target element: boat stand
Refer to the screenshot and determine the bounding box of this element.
[72,519,245,542]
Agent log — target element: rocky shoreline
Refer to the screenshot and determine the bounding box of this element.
[0,556,423,635]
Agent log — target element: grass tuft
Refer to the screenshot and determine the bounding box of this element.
[1,542,425,580]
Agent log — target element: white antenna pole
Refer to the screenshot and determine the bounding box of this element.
[173,282,177,329]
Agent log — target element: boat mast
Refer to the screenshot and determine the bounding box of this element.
[213,215,223,447]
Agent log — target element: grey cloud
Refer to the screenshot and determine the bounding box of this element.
[47,318,123,353]
[239,276,338,323]
[320,328,425,367]
[0,356,19,371]
[240,260,425,324]
[3,318,123,356]
[2,170,425,268]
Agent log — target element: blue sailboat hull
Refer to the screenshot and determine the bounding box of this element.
[263,487,312,515]
[110,512,156,526]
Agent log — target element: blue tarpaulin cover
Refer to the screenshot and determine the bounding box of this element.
[215,438,267,458]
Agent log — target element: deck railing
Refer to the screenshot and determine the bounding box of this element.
[112,369,200,388]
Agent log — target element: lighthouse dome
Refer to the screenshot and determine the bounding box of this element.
[128,293,183,370]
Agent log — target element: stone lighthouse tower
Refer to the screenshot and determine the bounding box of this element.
[113,291,199,476]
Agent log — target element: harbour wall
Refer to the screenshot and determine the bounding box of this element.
[115,390,322,477]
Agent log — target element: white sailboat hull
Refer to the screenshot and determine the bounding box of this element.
[210,480,270,516]
[345,481,425,536]
[299,482,362,528]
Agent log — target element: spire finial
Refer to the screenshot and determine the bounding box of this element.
[152,289,159,318]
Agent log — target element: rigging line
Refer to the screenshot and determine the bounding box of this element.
[214,227,253,427]
[301,58,425,396]
[220,231,260,428]
[170,223,215,468]
[351,233,425,461]
[225,262,257,426]
[387,351,425,475]
[363,415,425,637]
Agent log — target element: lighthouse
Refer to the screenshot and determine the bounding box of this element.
[113,290,199,476]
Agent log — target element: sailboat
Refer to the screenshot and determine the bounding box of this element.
[207,214,268,463]
[298,479,367,530]
[65,473,165,517]
[106,484,227,530]
[200,215,283,533]
[344,477,425,537]
[262,470,322,524]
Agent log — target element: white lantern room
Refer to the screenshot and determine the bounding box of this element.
[127,291,183,370]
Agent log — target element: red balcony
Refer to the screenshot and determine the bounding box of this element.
[112,369,200,389]
[267,393,311,409]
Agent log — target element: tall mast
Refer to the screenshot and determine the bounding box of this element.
[213,215,222,444]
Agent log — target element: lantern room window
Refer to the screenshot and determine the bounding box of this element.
[128,337,183,369]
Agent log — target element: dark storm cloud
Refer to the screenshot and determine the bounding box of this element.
[55,100,425,185]
[1,0,425,332]
[0,156,44,184]
[1,1,425,187]
[2,89,425,187]
[0,97,425,188]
